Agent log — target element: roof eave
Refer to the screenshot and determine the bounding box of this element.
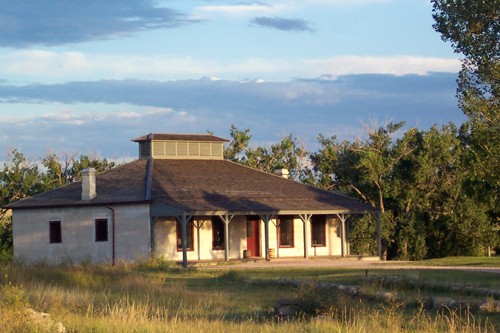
[6,200,151,210]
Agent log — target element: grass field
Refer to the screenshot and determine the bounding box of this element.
[400,256,500,267]
[1,259,499,332]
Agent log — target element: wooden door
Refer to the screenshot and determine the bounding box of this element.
[246,218,260,257]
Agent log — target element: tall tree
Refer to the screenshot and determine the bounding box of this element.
[432,0,499,228]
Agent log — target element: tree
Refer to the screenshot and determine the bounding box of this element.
[224,125,252,163]
[224,125,308,180]
[432,0,499,230]
[42,153,116,190]
[0,150,44,219]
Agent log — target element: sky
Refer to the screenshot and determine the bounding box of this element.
[0,0,465,163]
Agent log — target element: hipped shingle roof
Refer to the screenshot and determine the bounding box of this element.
[5,159,377,215]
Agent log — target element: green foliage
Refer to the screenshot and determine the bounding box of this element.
[432,0,499,238]
[42,153,116,190]
[0,216,13,263]
[0,150,117,258]
[0,150,45,213]
[225,125,308,180]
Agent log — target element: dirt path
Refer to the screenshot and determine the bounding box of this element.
[197,258,500,274]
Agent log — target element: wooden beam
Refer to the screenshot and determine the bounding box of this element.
[193,218,207,261]
[336,213,349,258]
[176,214,192,269]
[259,214,273,260]
[299,214,312,259]
[219,213,234,262]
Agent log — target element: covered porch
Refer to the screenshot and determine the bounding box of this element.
[151,209,382,268]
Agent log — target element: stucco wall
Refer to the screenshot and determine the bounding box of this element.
[262,216,343,258]
[12,204,151,264]
[154,216,247,260]
[153,215,345,260]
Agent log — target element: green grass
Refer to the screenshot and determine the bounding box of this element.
[1,261,499,332]
[400,256,500,267]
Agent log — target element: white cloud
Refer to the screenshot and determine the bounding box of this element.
[300,56,461,77]
[301,0,392,6]
[194,3,286,18]
[0,50,460,84]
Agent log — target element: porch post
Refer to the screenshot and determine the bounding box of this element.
[260,214,272,261]
[219,213,234,262]
[336,214,348,258]
[181,213,188,268]
[299,214,312,259]
[376,212,382,259]
[194,219,207,261]
[149,216,156,259]
[197,219,201,261]
[177,213,192,269]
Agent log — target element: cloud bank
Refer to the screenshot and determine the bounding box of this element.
[0,50,460,83]
[0,0,195,47]
[0,73,465,161]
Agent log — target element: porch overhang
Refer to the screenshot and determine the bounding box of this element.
[150,203,382,268]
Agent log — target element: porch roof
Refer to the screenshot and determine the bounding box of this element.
[150,159,377,216]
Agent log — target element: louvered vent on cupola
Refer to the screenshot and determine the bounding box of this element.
[132,133,228,160]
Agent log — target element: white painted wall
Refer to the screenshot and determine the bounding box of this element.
[152,215,345,261]
[153,216,247,260]
[12,204,151,264]
[261,216,343,258]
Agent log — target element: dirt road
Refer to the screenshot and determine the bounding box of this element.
[197,258,500,274]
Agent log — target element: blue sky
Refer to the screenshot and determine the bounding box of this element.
[0,0,464,162]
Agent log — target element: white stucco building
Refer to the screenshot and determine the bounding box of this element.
[6,133,380,266]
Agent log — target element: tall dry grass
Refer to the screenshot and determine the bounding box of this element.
[0,262,497,332]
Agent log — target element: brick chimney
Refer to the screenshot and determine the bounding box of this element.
[81,168,96,201]
[275,168,289,179]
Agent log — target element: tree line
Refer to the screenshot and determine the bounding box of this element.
[224,122,498,259]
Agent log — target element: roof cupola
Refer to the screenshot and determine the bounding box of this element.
[132,133,229,160]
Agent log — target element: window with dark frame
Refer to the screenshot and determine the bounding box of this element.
[49,221,62,244]
[212,217,225,250]
[95,219,108,242]
[176,220,194,251]
[278,216,294,247]
[311,215,326,246]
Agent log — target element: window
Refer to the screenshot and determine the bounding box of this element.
[278,216,294,247]
[49,221,62,243]
[212,217,225,250]
[176,220,194,251]
[311,215,326,246]
[95,219,108,242]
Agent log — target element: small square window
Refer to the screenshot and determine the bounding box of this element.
[95,219,108,242]
[49,221,62,243]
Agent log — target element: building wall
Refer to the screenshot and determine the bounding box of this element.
[12,204,151,264]
[263,216,343,258]
[153,216,247,260]
[153,215,344,260]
